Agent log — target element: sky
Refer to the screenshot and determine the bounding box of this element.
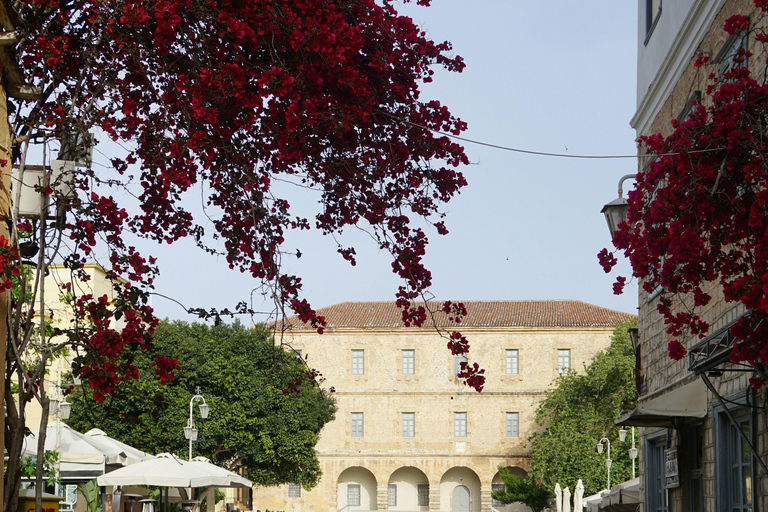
[97,1,642,323]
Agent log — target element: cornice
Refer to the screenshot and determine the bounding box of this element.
[632,0,728,136]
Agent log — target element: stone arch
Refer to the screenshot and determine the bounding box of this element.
[387,466,429,511]
[439,467,481,512]
[338,466,378,511]
[491,467,532,512]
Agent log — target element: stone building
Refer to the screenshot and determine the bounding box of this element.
[615,2,768,512]
[255,300,633,512]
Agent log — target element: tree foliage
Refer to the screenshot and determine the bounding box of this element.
[5,0,482,508]
[527,320,638,496]
[600,3,768,387]
[67,320,336,488]
[491,467,550,512]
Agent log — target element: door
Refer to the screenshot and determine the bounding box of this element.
[452,485,470,512]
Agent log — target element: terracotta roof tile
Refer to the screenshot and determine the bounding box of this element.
[278,300,636,330]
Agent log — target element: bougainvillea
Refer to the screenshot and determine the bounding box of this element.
[7,0,485,506]
[600,3,768,387]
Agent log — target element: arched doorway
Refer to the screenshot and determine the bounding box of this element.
[440,467,480,512]
[452,485,470,512]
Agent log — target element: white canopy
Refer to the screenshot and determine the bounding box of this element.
[98,453,252,489]
[83,428,153,465]
[190,457,252,488]
[25,421,105,478]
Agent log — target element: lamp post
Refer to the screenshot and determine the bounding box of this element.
[601,174,636,238]
[597,436,612,490]
[184,386,210,461]
[619,427,639,479]
[52,360,72,497]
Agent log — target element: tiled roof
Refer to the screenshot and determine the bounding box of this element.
[278,300,636,330]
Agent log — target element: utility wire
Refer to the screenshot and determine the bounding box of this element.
[378,110,724,160]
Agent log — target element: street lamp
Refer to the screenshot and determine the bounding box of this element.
[184,387,210,461]
[601,174,636,238]
[597,437,612,490]
[619,427,639,479]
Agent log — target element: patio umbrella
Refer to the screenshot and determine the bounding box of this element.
[563,487,571,512]
[555,484,562,512]
[189,457,252,488]
[97,453,247,488]
[83,429,153,465]
[574,479,585,511]
[24,420,106,479]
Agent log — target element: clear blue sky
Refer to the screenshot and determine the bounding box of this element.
[131,0,641,323]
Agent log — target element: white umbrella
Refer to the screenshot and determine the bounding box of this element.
[84,428,153,465]
[97,453,248,488]
[555,484,563,512]
[574,479,585,511]
[24,420,106,478]
[190,457,252,488]
[563,487,572,512]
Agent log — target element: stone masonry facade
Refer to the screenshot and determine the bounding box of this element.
[253,300,634,512]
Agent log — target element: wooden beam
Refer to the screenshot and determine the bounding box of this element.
[7,84,41,100]
[0,31,17,46]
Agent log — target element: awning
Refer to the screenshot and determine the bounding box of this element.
[615,379,707,428]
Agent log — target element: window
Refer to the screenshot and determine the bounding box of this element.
[402,349,415,375]
[645,0,661,40]
[506,412,519,438]
[402,412,415,438]
[557,349,571,375]
[491,483,505,506]
[453,353,468,376]
[388,484,397,507]
[505,349,519,375]
[288,483,301,498]
[347,484,361,507]
[453,412,467,437]
[677,91,702,122]
[350,412,364,438]
[717,28,749,79]
[646,436,668,512]
[351,349,364,375]
[717,407,753,512]
[417,484,429,507]
[294,349,302,359]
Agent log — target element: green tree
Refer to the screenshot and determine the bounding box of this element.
[491,467,550,512]
[527,319,638,496]
[67,320,336,489]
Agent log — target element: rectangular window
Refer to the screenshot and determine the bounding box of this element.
[347,484,361,507]
[402,412,415,438]
[294,349,302,359]
[491,483,505,506]
[453,412,467,437]
[646,437,668,512]
[505,349,519,375]
[506,412,519,438]
[402,349,415,375]
[417,484,429,507]
[717,28,749,79]
[557,349,571,375]
[388,484,397,507]
[645,0,661,38]
[717,408,753,512]
[350,412,364,438]
[453,353,468,376]
[351,349,364,375]
[288,483,301,498]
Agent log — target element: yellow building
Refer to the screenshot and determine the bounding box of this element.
[255,300,634,512]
